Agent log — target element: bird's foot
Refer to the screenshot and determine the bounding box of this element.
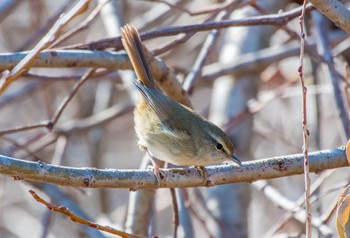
[144,148,166,188]
[147,163,166,188]
[195,166,209,181]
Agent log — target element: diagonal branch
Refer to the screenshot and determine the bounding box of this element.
[63,4,314,51]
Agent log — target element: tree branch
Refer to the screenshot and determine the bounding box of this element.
[63,4,313,51]
[0,146,347,189]
[0,49,191,106]
[309,0,350,35]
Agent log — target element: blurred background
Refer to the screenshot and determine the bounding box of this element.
[0,0,349,237]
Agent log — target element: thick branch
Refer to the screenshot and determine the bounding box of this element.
[0,49,191,106]
[0,31,345,83]
[0,146,347,189]
[0,50,129,71]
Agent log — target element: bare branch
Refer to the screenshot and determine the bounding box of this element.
[253,180,333,237]
[50,69,95,128]
[298,1,312,236]
[29,190,142,238]
[309,0,350,34]
[314,12,350,138]
[0,146,347,189]
[0,0,91,94]
[63,4,314,51]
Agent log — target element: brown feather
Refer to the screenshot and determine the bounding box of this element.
[121,24,155,88]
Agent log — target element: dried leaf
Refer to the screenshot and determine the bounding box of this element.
[337,184,350,238]
[346,140,350,165]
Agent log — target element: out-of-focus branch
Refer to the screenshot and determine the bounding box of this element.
[54,101,133,135]
[263,170,336,237]
[182,1,239,94]
[49,0,107,48]
[0,0,20,23]
[202,31,346,82]
[0,0,91,94]
[63,4,313,50]
[50,69,95,128]
[314,12,350,139]
[152,0,241,56]
[16,0,73,51]
[0,146,347,189]
[309,0,350,35]
[0,69,96,136]
[1,30,345,84]
[253,180,333,237]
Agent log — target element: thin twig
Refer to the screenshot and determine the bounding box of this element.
[0,136,41,160]
[0,122,50,136]
[250,1,299,41]
[263,170,335,237]
[254,180,333,236]
[54,97,132,135]
[182,2,239,94]
[133,0,188,31]
[50,68,95,128]
[50,0,108,48]
[16,134,58,159]
[23,69,114,81]
[0,69,96,136]
[152,8,221,56]
[298,1,311,237]
[16,0,73,51]
[313,12,350,139]
[152,0,243,56]
[29,190,142,238]
[5,132,46,155]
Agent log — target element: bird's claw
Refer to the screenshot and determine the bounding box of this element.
[147,164,166,188]
[195,166,209,181]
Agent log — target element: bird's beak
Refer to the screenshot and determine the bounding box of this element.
[231,155,243,166]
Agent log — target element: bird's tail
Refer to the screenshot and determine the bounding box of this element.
[121,24,155,88]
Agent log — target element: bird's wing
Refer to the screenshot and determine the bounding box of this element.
[134,80,189,133]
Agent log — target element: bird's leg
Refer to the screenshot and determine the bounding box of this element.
[144,148,165,187]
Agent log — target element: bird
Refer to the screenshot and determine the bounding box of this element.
[121,24,242,182]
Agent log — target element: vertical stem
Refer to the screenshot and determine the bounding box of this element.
[298,1,311,237]
[170,188,179,238]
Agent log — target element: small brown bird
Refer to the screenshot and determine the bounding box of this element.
[121,24,242,180]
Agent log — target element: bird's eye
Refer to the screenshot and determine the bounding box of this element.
[215,143,223,150]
